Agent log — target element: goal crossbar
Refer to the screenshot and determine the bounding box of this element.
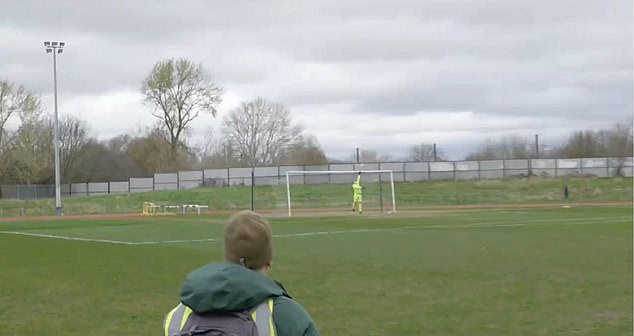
[285,170,396,216]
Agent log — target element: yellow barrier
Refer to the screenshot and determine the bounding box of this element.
[142,202,160,216]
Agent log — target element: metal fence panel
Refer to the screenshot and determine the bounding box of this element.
[203,169,229,187]
[506,159,529,169]
[129,177,153,193]
[430,162,454,172]
[557,159,581,176]
[531,159,556,176]
[179,170,203,181]
[228,168,252,186]
[430,171,455,180]
[204,169,228,178]
[504,160,529,177]
[480,160,504,170]
[455,161,478,171]
[329,164,356,183]
[456,171,479,180]
[178,171,203,190]
[329,163,354,171]
[70,183,88,196]
[109,181,129,193]
[253,167,279,186]
[531,159,556,168]
[179,181,203,190]
[305,165,330,184]
[481,170,504,179]
[154,173,178,191]
[88,182,109,195]
[582,158,607,168]
[354,163,379,171]
[254,167,278,177]
[230,168,252,178]
[379,162,405,182]
[279,166,304,185]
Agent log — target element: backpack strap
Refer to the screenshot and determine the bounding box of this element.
[164,303,193,336]
[250,298,276,336]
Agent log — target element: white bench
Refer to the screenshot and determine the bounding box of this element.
[182,204,210,215]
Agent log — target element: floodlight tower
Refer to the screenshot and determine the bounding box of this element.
[44,41,65,216]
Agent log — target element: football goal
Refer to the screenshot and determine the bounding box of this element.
[285,170,396,216]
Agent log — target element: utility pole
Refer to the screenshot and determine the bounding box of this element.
[535,134,539,158]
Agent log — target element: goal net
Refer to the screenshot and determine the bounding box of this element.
[285,170,396,216]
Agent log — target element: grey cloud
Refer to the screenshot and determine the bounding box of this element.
[0,0,631,159]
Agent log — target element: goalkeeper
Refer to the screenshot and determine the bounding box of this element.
[352,172,364,214]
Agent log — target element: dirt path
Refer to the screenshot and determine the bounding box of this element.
[0,201,630,222]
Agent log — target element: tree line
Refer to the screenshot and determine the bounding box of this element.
[1,57,631,184]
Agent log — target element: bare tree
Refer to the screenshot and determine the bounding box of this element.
[126,127,197,174]
[408,143,445,161]
[349,149,391,163]
[141,58,223,156]
[556,130,605,158]
[54,115,90,181]
[465,136,531,160]
[597,123,633,157]
[277,135,328,165]
[0,79,40,146]
[222,97,303,165]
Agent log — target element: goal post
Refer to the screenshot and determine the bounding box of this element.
[285,170,397,216]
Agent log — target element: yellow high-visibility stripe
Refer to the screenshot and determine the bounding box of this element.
[180,306,193,330]
[164,306,177,336]
[269,298,276,336]
[252,311,257,320]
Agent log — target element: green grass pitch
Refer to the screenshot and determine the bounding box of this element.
[0,205,631,335]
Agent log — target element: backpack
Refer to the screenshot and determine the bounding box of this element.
[164,299,276,336]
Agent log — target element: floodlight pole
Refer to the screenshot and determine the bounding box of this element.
[44,41,64,216]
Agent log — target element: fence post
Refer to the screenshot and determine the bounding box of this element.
[606,158,610,177]
[227,167,230,187]
[453,161,456,180]
[528,158,532,177]
[251,168,255,211]
[580,159,584,176]
[427,161,431,181]
[328,163,332,184]
[402,162,407,182]
[555,159,559,177]
[34,184,38,199]
[478,161,481,180]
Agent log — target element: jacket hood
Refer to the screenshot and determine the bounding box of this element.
[180,262,288,313]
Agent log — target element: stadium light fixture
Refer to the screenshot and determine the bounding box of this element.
[43,41,65,216]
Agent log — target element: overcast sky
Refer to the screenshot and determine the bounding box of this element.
[1,0,632,160]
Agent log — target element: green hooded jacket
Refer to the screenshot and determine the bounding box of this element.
[179,262,319,336]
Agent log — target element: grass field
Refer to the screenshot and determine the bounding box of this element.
[0,177,632,217]
[1,205,632,335]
